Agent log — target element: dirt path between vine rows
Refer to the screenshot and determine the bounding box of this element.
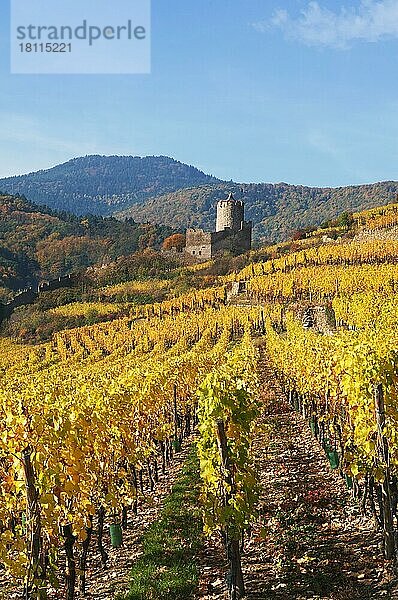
[79,440,194,600]
[0,438,193,600]
[198,346,398,600]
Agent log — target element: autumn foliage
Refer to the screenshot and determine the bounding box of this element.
[162,233,186,251]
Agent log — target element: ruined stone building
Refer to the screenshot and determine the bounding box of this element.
[185,193,252,259]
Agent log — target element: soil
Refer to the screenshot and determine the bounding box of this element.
[197,346,398,600]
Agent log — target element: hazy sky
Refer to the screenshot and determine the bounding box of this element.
[0,0,398,186]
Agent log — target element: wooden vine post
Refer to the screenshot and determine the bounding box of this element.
[97,506,108,567]
[173,384,179,447]
[62,524,76,600]
[374,383,395,560]
[216,419,245,600]
[79,516,93,596]
[173,384,181,452]
[21,447,45,600]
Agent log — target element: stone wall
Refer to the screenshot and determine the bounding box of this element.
[211,223,252,256]
[295,304,336,335]
[0,273,80,324]
[185,228,212,259]
[160,248,186,264]
[354,226,398,242]
[186,221,252,260]
[38,273,79,293]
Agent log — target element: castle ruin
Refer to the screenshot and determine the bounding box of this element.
[185,193,252,259]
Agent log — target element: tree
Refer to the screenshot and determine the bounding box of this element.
[162,233,186,252]
[292,230,307,241]
[337,211,354,229]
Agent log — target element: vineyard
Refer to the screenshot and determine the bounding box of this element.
[2,205,398,599]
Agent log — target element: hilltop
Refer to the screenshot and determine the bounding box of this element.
[0,155,219,216]
[1,155,398,243]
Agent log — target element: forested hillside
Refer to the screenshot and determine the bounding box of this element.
[0,155,219,216]
[1,155,397,243]
[117,180,398,243]
[0,194,171,298]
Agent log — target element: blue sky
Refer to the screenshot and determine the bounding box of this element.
[0,0,398,186]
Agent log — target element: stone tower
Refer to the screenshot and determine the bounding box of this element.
[185,192,252,259]
[216,193,244,232]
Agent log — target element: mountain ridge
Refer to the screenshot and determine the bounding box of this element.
[1,155,397,242]
[116,180,398,243]
[0,155,219,216]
